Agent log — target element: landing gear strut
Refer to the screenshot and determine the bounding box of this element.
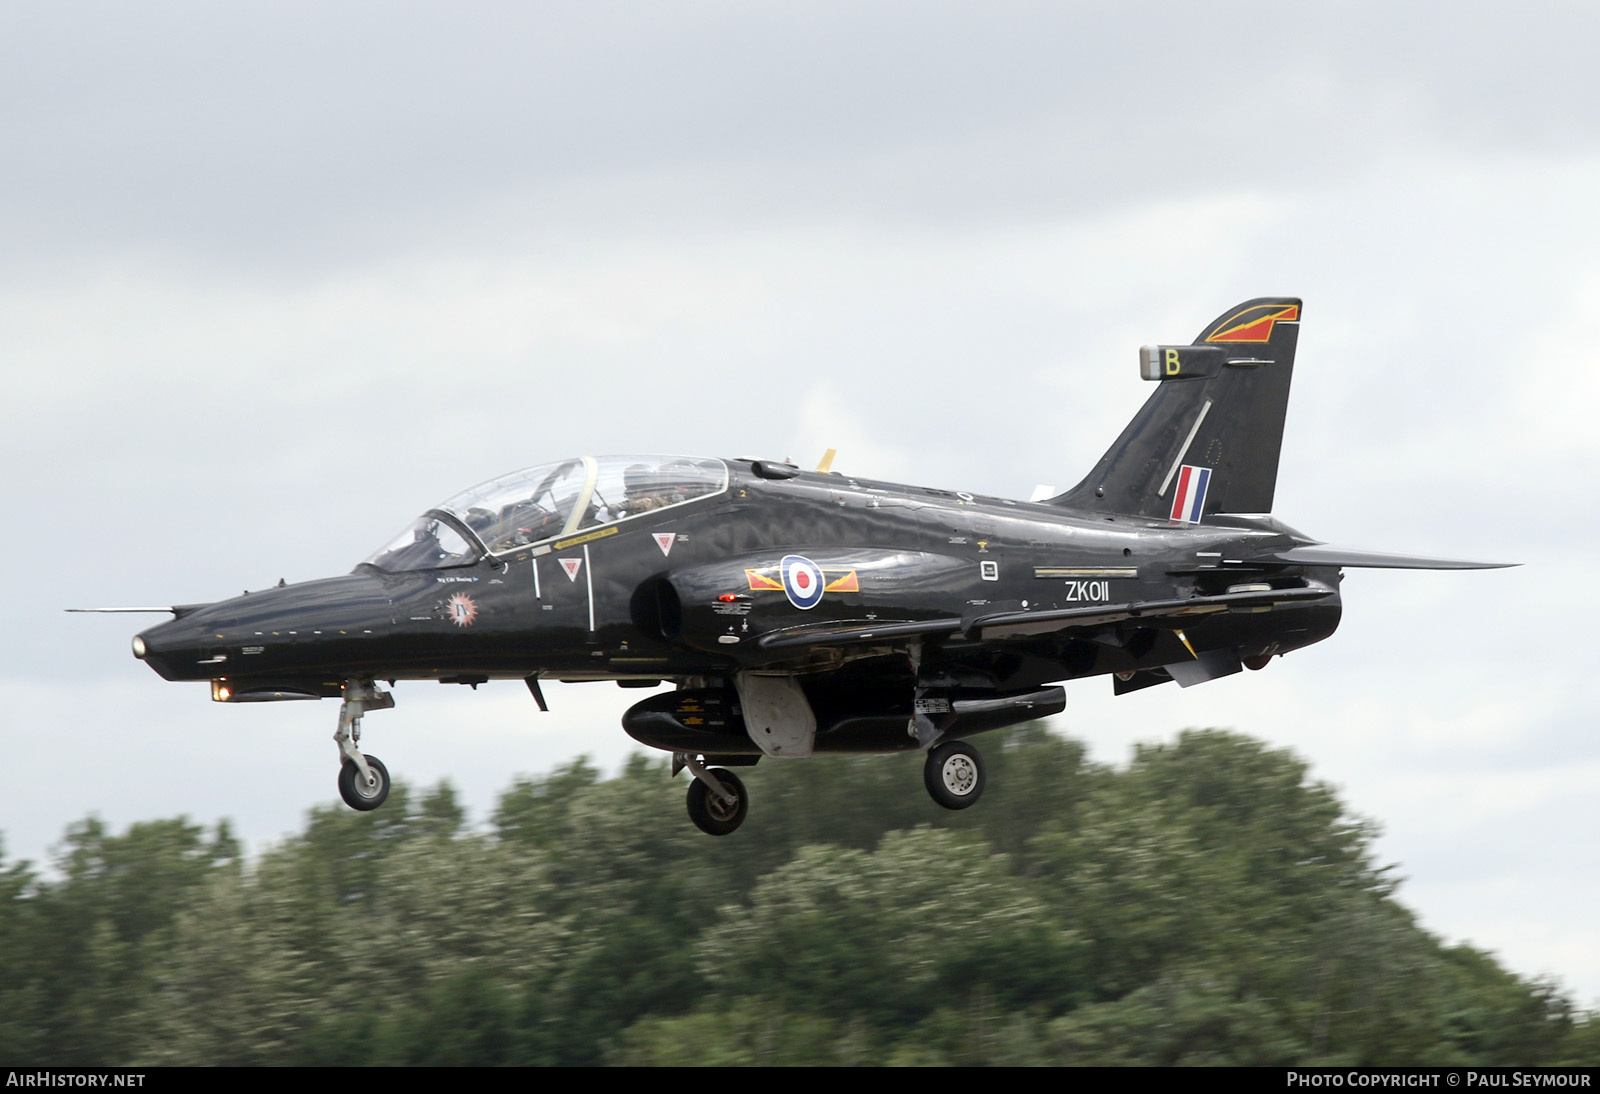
[334,680,394,811]
[924,740,985,810]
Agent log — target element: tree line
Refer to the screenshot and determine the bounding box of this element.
[1,725,1593,1065]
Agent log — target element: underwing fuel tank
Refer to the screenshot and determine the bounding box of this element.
[622,685,1066,755]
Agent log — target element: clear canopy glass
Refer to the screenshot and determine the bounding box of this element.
[362,455,728,571]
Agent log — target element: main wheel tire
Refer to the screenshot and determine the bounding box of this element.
[924,740,985,810]
[686,768,748,836]
[338,754,391,811]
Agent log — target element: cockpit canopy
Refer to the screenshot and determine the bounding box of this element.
[363,455,729,572]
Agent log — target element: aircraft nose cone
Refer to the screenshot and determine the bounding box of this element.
[137,610,221,681]
[136,573,394,681]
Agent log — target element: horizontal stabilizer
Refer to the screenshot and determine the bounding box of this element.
[1250,546,1516,570]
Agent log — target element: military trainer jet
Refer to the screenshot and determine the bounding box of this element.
[115,298,1508,834]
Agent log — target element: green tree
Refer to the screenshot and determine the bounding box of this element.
[700,828,1082,1026]
[0,723,1585,1066]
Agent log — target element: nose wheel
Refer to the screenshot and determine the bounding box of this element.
[924,740,985,810]
[338,754,391,811]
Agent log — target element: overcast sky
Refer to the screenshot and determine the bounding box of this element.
[3,1,1597,1003]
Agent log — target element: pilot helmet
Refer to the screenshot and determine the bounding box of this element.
[624,463,660,494]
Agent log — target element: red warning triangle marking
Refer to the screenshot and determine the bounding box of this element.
[559,558,583,581]
[653,532,676,557]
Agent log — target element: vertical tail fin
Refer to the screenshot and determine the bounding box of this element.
[1052,297,1301,521]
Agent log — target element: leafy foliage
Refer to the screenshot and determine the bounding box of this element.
[0,725,1585,1065]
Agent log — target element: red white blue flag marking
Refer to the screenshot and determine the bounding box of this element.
[1169,465,1211,523]
[781,554,825,610]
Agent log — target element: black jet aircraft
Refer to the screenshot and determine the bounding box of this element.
[116,298,1508,834]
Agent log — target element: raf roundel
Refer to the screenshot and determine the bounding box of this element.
[780,554,826,610]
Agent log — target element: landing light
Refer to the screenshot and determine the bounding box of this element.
[131,636,146,659]
[211,680,232,702]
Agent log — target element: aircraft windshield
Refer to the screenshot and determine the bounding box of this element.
[361,455,728,571]
[363,514,479,572]
[444,458,592,554]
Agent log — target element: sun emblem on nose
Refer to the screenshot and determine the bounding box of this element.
[445,592,478,627]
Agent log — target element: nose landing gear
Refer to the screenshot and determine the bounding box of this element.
[333,680,394,811]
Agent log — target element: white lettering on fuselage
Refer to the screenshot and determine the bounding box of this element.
[1064,580,1111,602]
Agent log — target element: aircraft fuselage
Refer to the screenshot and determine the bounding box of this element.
[136,461,1341,699]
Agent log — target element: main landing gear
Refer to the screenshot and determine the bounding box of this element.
[923,739,986,810]
[905,640,986,810]
[334,680,394,811]
[671,739,987,835]
[679,756,749,836]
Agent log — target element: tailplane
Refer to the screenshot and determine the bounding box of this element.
[1248,545,1514,570]
[1053,297,1301,521]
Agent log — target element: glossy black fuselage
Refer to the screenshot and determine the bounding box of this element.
[137,461,1342,703]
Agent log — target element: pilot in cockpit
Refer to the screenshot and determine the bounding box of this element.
[628,464,676,511]
[595,463,676,522]
[463,507,496,535]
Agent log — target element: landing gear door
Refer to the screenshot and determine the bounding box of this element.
[735,672,815,758]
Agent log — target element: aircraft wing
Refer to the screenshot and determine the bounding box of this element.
[756,583,1335,650]
[757,617,964,651]
[962,583,1335,640]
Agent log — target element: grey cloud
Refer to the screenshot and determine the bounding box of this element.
[4,3,1600,273]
